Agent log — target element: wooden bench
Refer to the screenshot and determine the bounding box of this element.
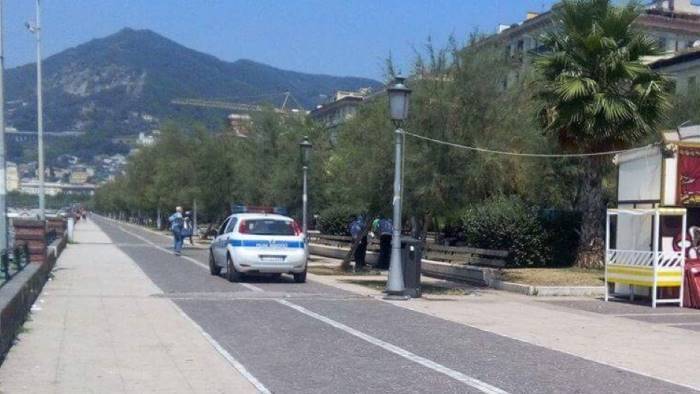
[423,244,509,268]
[308,234,353,248]
[309,234,508,268]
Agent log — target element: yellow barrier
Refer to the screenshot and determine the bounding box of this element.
[607,265,683,287]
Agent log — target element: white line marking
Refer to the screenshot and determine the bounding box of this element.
[277,299,509,394]
[241,283,265,292]
[100,217,271,393]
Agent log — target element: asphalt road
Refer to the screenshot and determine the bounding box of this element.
[94,217,697,394]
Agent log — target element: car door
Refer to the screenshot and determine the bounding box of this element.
[213,217,231,265]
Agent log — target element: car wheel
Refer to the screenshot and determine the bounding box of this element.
[226,255,243,282]
[293,269,307,283]
[209,251,221,276]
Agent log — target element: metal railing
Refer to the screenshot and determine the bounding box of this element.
[1,244,31,286]
[607,249,684,268]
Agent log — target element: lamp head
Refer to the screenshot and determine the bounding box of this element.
[387,75,411,127]
[299,136,312,166]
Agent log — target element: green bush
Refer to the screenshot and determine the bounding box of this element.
[459,195,550,267]
[318,206,356,236]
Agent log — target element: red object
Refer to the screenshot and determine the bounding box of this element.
[673,231,695,258]
[238,220,249,234]
[684,259,700,309]
[677,146,700,205]
[292,221,302,236]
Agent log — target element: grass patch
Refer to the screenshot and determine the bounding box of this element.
[500,267,604,286]
[341,279,473,296]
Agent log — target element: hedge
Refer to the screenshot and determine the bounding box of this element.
[459,195,551,267]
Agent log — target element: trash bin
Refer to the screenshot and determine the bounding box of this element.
[401,237,423,298]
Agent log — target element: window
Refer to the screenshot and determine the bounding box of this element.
[238,219,297,236]
[224,218,238,234]
[218,218,231,236]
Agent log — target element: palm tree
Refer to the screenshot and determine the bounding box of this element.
[535,0,670,268]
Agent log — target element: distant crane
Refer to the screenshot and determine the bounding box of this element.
[170,92,306,114]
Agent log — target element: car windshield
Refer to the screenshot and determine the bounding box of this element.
[240,219,295,236]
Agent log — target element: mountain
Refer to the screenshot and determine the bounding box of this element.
[5,28,382,134]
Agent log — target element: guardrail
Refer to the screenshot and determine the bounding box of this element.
[1,244,31,287]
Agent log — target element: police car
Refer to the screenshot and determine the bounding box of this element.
[208,209,307,283]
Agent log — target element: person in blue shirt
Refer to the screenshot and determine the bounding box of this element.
[350,215,368,271]
[169,206,184,256]
[377,217,393,269]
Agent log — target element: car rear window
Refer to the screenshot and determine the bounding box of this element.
[239,219,295,236]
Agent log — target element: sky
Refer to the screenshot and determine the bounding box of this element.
[3,0,560,80]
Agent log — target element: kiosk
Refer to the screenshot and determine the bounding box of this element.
[605,208,686,308]
[610,124,700,307]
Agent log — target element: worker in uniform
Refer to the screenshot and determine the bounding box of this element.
[350,215,368,271]
[377,217,393,269]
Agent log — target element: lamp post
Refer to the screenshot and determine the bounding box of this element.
[385,75,411,298]
[299,136,312,240]
[0,0,7,251]
[26,0,44,220]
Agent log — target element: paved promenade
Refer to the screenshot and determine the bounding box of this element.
[0,219,257,393]
[2,216,699,393]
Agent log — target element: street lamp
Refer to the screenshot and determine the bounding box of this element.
[26,0,44,220]
[299,136,312,240]
[385,75,411,298]
[0,0,7,252]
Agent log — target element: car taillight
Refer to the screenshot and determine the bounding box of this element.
[238,220,249,234]
[292,221,302,236]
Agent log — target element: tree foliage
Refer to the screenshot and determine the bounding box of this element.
[534,0,670,267]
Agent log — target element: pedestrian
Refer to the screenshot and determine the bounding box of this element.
[350,215,368,271]
[377,217,393,269]
[169,206,185,256]
[183,211,195,246]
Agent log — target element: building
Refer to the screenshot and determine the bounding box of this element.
[308,89,374,142]
[227,114,252,137]
[137,131,157,146]
[20,180,96,196]
[6,162,19,192]
[650,48,700,93]
[482,0,700,88]
[69,165,90,184]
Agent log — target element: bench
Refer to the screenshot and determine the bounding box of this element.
[423,244,509,268]
[309,234,509,268]
[308,234,353,248]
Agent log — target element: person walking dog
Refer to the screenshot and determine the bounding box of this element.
[169,206,185,256]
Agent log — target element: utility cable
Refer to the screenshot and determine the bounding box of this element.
[401,130,659,158]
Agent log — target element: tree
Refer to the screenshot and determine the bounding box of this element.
[535,0,670,267]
